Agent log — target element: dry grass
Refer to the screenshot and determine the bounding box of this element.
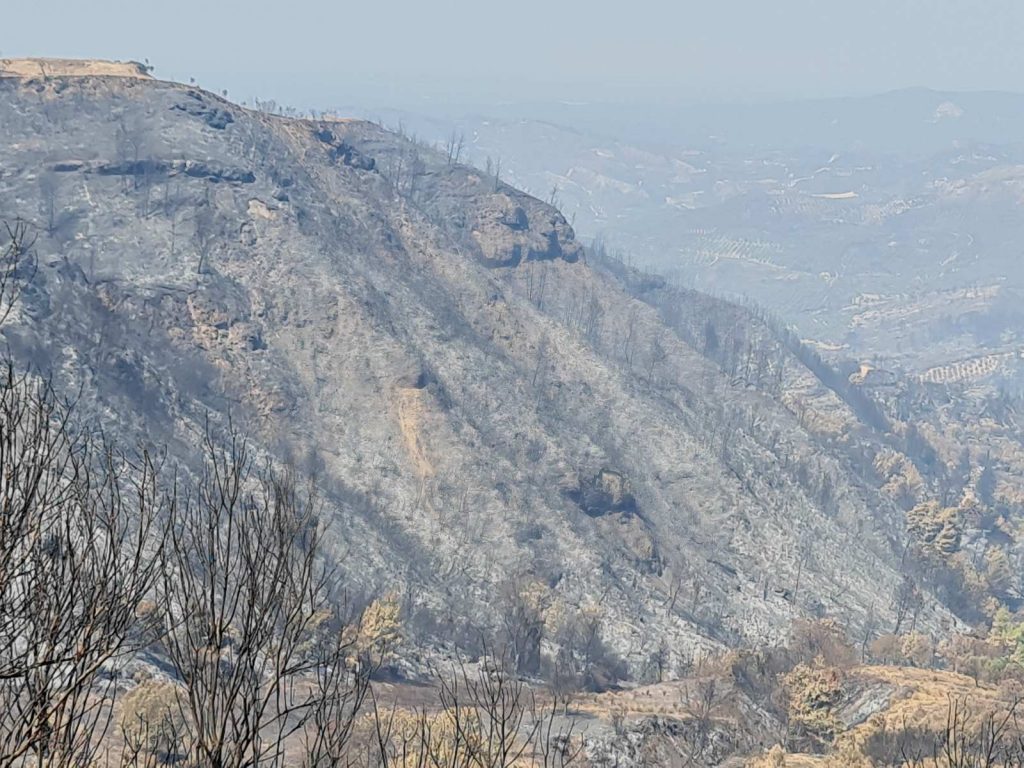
[574,681,696,719]
[852,664,1004,733]
[0,58,152,79]
[786,757,827,767]
[581,664,1016,766]
[756,666,1008,766]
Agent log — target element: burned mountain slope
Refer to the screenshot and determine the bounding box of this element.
[0,64,961,675]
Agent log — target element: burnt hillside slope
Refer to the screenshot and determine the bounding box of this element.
[1,62,999,675]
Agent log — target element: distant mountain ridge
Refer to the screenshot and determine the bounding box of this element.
[350,87,1024,154]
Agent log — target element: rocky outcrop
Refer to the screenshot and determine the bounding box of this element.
[171,90,235,129]
[318,121,582,269]
[313,127,377,171]
[91,159,255,183]
[468,191,583,267]
[849,363,898,388]
[570,469,639,518]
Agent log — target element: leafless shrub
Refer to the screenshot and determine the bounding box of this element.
[0,363,164,766]
[444,130,465,166]
[0,219,37,326]
[370,652,583,768]
[895,696,1024,768]
[155,426,375,768]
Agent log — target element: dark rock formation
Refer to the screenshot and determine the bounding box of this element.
[170,89,234,129]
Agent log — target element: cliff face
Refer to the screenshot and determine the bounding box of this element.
[0,66,959,671]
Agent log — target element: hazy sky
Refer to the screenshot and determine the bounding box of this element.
[5,0,1024,107]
